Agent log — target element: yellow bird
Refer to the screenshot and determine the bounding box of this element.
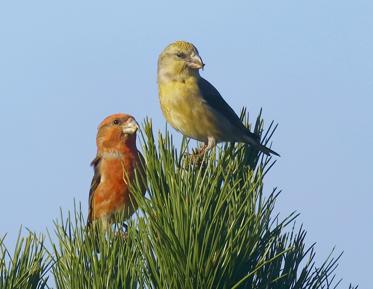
[157,40,279,156]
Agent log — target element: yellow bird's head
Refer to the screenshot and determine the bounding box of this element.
[158,41,205,82]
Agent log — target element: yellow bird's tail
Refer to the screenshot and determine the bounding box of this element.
[244,131,280,157]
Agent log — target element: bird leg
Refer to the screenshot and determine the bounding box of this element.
[192,143,207,156]
[189,137,216,165]
[197,137,216,155]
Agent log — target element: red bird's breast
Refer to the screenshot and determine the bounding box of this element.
[91,156,139,222]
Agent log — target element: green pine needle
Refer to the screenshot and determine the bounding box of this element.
[0,111,357,289]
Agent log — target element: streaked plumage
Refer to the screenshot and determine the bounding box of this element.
[87,113,146,227]
[157,40,279,156]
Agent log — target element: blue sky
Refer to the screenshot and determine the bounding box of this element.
[0,0,372,287]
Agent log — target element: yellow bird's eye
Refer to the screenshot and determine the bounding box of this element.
[112,119,120,125]
[176,52,186,58]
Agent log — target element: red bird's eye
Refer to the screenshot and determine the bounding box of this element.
[112,119,120,125]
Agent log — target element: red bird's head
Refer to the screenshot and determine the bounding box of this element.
[96,113,139,153]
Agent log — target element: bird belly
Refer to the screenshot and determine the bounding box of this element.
[92,159,136,221]
[159,82,224,142]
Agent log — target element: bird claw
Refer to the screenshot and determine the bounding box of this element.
[182,146,208,168]
[115,230,128,240]
[114,222,129,240]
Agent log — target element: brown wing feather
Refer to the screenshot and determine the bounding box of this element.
[87,155,101,226]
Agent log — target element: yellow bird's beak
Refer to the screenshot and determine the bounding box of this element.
[122,118,139,135]
[187,54,205,70]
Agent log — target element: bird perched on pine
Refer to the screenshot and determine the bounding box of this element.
[157,40,279,157]
[87,113,146,229]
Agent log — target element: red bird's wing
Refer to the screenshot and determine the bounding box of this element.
[87,155,101,225]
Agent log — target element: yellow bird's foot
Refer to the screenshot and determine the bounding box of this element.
[183,144,208,167]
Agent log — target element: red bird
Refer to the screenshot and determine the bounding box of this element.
[87,113,146,228]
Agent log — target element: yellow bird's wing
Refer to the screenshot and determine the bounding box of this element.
[197,77,248,133]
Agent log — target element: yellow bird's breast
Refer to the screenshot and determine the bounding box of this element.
[159,78,222,142]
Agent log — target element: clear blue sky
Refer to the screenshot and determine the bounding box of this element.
[0,0,371,287]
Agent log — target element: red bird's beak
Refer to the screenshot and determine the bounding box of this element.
[122,118,139,135]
